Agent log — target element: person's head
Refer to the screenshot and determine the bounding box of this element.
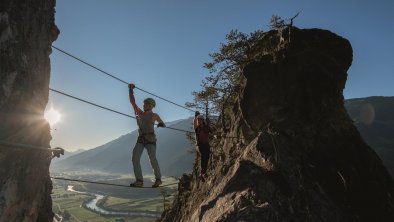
[143,98,156,111]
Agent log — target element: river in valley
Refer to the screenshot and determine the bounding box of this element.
[67,185,161,217]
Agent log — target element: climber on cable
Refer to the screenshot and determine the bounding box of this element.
[193,111,212,182]
[128,83,166,188]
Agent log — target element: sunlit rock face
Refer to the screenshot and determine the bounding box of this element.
[0,0,59,221]
[161,27,394,221]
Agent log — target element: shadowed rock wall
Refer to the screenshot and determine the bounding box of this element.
[0,0,58,221]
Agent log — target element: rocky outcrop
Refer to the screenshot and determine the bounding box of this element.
[0,0,58,221]
[161,28,394,221]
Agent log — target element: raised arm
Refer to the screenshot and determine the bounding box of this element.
[129,84,142,115]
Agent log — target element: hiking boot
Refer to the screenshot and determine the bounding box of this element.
[152,179,162,188]
[130,180,143,187]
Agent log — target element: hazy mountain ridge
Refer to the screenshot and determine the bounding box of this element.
[50,118,195,177]
[345,96,394,176]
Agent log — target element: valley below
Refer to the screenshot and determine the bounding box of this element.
[52,172,177,222]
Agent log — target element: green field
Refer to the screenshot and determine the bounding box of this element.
[103,195,174,213]
[52,174,178,222]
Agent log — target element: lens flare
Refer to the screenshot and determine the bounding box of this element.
[45,107,61,126]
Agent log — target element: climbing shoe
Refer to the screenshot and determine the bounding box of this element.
[130,180,143,187]
[152,179,162,188]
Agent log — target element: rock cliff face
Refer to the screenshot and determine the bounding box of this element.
[0,0,58,221]
[161,28,394,221]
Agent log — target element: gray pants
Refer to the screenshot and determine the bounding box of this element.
[132,142,161,181]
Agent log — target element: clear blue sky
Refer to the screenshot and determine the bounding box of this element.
[48,0,394,151]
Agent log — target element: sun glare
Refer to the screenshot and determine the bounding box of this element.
[45,107,61,126]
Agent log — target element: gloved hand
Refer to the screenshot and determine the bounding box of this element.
[195,111,200,117]
[157,122,166,128]
[128,83,135,94]
[52,147,64,158]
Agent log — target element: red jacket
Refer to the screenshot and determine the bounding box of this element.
[195,124,210,145]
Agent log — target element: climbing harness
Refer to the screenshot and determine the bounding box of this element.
[137,133,156,146]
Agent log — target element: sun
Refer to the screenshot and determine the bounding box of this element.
[45,107,61,126]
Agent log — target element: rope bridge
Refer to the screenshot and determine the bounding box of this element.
[0,140,178,189]
[51,176,179,189]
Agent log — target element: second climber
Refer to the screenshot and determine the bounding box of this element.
[193,111,212,181]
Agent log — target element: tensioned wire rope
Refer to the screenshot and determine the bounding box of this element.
[0,90,241,151]
[50,176,179,188]
[0,140,179,188]
[49,88,192,134]
[0,140,60,152]
[51,45,195,112]
[51,46,241,139]
[0,46,240,189]
[49,88,241,138]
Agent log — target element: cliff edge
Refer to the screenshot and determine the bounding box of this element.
[161,27,394,221]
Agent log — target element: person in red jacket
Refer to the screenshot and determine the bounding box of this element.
[193,111,211,181]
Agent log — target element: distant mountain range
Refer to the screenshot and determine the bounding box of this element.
[50,118,196,177]
[51,97,394,177]
[345,96,394,176]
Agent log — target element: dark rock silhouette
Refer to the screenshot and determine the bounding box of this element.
[0,0,58,221]
[161,27,394,221]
